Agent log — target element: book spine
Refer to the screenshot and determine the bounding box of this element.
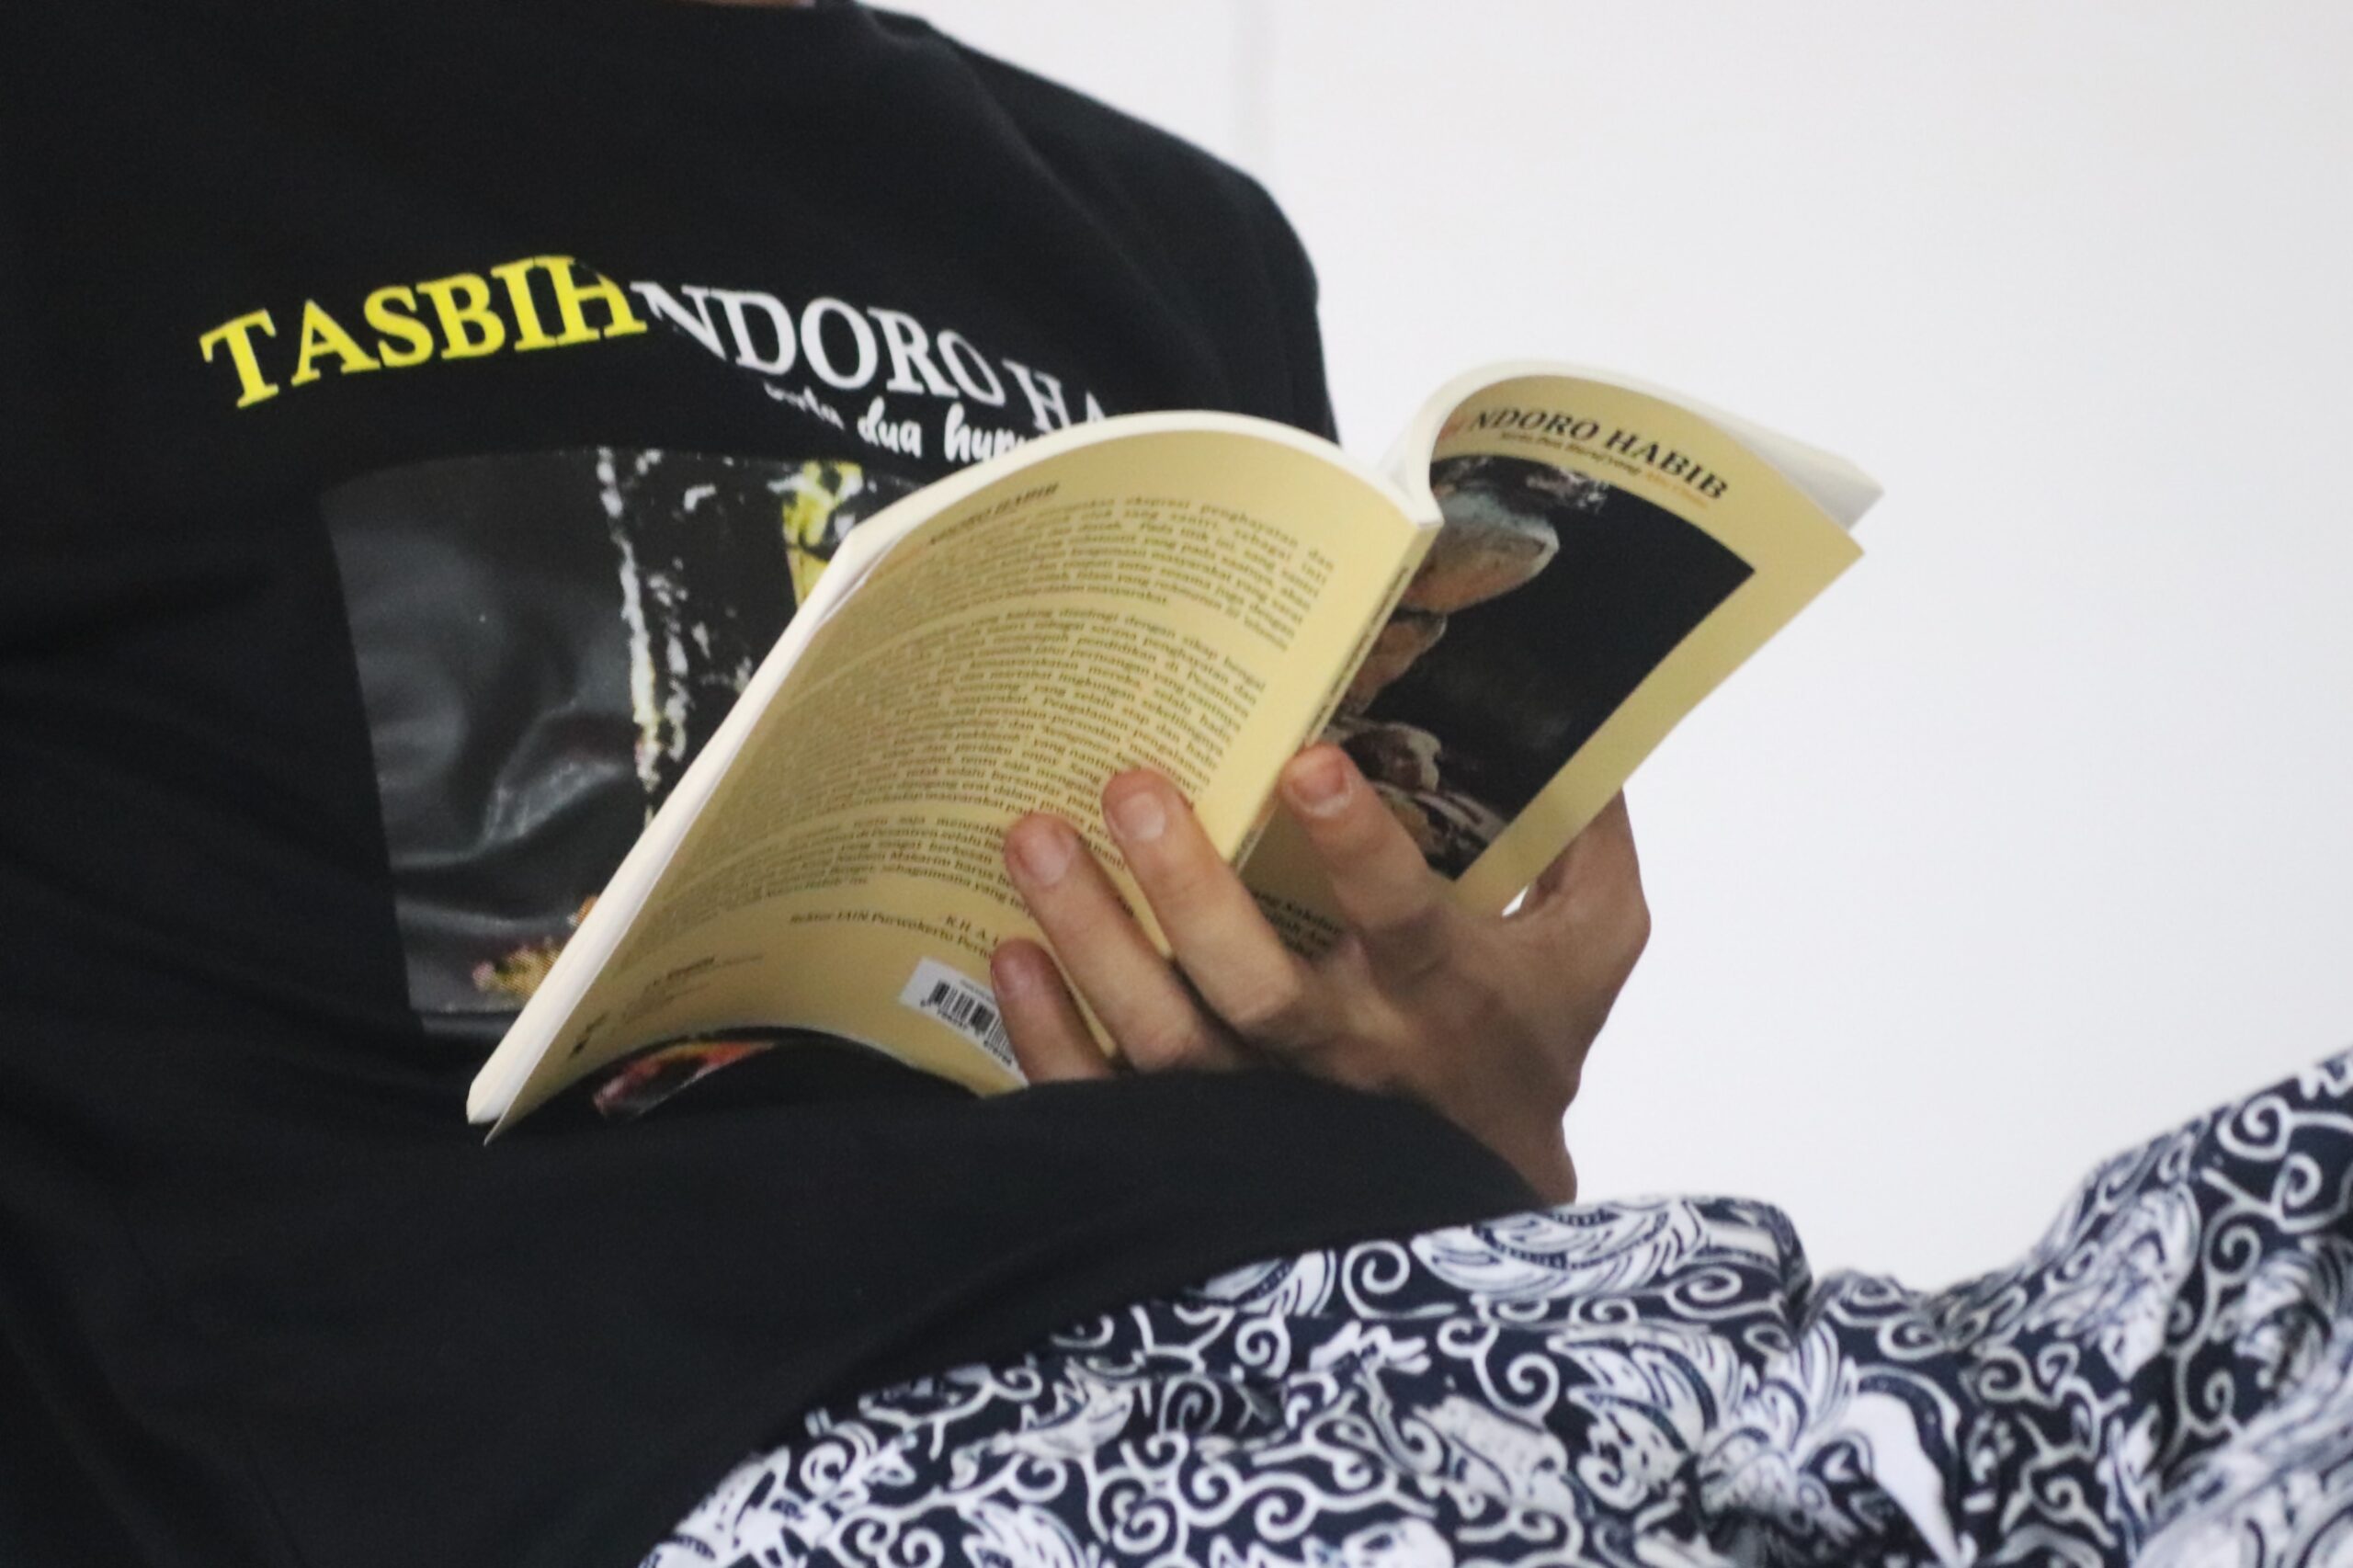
[1230,535,1432,868]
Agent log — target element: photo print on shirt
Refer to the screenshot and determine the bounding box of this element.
[324,448,916,1045]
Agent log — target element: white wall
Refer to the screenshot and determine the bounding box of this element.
[894,0,2353,1287]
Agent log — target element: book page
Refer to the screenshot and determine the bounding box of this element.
[1244,369,1867,948]
[485,422,1427,1125]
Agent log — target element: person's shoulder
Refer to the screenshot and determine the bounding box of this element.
[869,7,1334,434]
[882,10,1296,242]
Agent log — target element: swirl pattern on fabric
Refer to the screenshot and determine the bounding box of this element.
[649,1052,2353,1567]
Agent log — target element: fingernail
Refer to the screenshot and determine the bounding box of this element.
[1107,780,1167,844]
[1285,749,1353,818]
[990,947,1039,1001]
[1009,818,1074,885]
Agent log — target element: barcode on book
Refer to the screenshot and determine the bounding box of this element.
[897,958,1017,1073]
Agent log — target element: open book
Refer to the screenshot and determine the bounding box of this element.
[470,362,1876,1130]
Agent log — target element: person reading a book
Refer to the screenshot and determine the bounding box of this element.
[6,6,1660,1561]
[7,4,2353,1566]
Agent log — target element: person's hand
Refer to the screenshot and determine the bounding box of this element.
[989,744,1648,1204]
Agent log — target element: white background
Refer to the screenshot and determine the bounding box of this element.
[892,0,2353,1287]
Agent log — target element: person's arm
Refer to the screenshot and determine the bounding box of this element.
[989,744,1649,1203]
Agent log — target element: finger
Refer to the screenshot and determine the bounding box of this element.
[1101,770,1326,1051]
[1518,792,1650,1002]
[1279,744,1454,980]
[1523,792,1645,937]
[1003,812,1245,1072]
[1526,791,1633,901]
[988,938,1110,1084]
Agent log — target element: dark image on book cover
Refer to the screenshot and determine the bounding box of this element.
[1334,454,1754,875]
[323,448,915,1042]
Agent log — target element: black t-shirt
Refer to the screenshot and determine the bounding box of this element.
[0,6,1533,1566]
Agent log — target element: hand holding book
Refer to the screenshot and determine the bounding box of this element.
[993,745,1648,1204]
[467,362,1878,1132]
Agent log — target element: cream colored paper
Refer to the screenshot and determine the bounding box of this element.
[1242,369,1866,944]
[473,417,1430,1128]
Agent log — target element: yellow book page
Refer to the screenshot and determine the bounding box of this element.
[497,426,1424,1122]
[1244,375,1862,947]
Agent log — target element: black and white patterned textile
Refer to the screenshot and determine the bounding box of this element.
[647,1053,2353,1566]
